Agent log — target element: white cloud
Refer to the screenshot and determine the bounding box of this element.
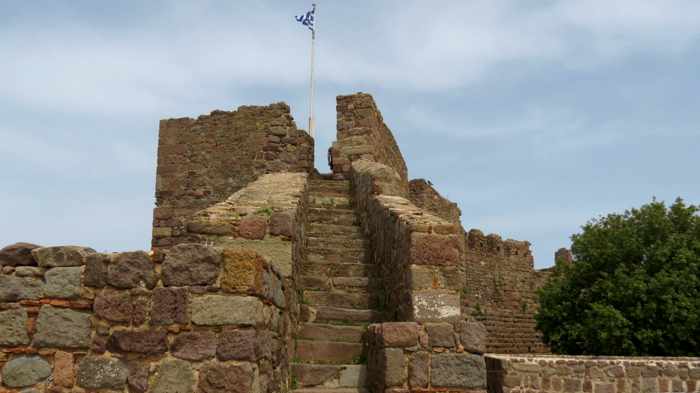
[2,1,699,115]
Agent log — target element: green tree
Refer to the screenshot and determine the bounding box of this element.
[535,198,700,355]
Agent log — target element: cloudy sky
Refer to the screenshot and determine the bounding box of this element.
[2,1,699,268]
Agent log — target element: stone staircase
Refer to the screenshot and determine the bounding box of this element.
[292,178,377,393]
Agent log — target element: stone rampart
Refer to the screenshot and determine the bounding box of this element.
[330,93,408,184]
[0,243,292,393]
[153,103,313,255]
[486,354,700,393]
[463,229,550,354]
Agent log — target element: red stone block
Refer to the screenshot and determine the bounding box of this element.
[410,233,461,266]
[238,215,268,240]
[381,322,419,348]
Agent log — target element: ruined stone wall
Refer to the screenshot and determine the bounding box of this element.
[330,93,408,184]
[408,179,462,224]
[153,103,313,256]
[0,242,293,393]
[463,230,549,354]
[486,354,700,393]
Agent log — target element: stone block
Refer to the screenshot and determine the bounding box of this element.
[198,362,253,393]
[191,295,264,326]
[151,287,189,325]
[408,265,435,290]
[238,215,268,239]
[162,244,221,286]
[94,289,133,323]
[0,242,40,266]
[269,211,293,238]
[409,351,429,389]
[431,353,486,389]
[52,351,74,388]
[14,266,44,277]
[107,328,168,354]
[338,366,364,388]
[83,253,109,287]
[152,359,195,393]
[0,308,29,346]
[0,275,43,302]
[384,348,406,387]
[127,361,149,393]
[381,322,419,347]
[456,318,487,354]
[410,233,461,266]
[32,245,94,267]
[107,251,156,289]
[44,266,81,298]
[220,248,265,294]
[171,331,217,361]
[217,328,257,361]
[76,356,128,390]
[426,322,455,348]
[1,355,51,388]
[411,290,461,321]
[263,269,286,308]
[33,306,91,349]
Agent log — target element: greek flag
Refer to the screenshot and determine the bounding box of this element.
[295,3,315,33]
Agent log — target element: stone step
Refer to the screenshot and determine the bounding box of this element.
[298,277,373,292]
[308,179,350,191]
[308,208,358,226]
[295,340,364,364]
[300,262,376,278]
[292,388,369,393]
[306,223,362,238]
[291,364,366,388]
[333,277,370,290]
[297,323,366,343]
[306,250,366,264]
[309,195,351,209]
[303,290,376,309]
[314,306,379,324]
[306,237,366,250]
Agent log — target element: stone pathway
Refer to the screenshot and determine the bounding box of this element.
[292,178,377,393]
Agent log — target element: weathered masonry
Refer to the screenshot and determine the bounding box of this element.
[3,93,697,393]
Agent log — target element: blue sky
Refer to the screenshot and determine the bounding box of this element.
[2,1,699,268]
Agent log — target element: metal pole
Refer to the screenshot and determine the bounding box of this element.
[308,9,316,138]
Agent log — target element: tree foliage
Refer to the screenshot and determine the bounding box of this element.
[535,198,700,355]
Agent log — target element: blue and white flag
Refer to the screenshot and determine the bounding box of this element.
[295,3,315,33]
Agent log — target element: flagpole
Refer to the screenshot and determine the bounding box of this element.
[308,8,316,139]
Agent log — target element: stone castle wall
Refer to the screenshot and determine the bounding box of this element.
[330,93,408,184]
[486,354,700,393]
[5,92,700,393]
[0,243,293,393]
[152,103,313,258]
[463,230,550,354]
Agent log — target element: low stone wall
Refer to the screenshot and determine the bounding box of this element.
[485,355,700,393]
[0,243,292,393]
[330,93,408,184]
[367,321,487,393]
[350,159,464,322]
